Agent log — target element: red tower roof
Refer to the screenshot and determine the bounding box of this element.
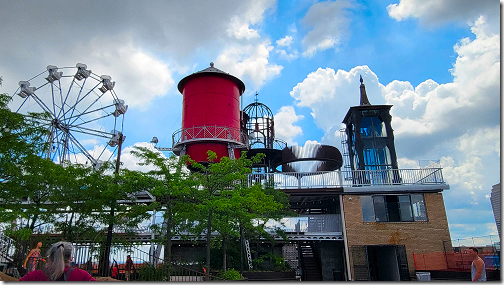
[177,62,245,94]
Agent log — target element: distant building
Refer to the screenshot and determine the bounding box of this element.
[491,183,500,237]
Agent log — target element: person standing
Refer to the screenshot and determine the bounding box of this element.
[23,242,45,273]
[19,241,96,281]
[125,255,134,281]
[470,247,487,281]
[112,264,118,279]
[85,257,93,274]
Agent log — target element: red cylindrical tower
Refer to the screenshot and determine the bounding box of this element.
[173,62,246,164]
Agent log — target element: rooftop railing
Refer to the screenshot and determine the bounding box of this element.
[263,214,342,234]
[247,168,446,189]
[172,125,247,147]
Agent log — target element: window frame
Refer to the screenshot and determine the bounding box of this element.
[361,194,428,223]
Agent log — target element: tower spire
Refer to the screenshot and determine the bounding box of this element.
[360,75,371,106]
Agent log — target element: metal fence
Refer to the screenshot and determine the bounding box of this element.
[69,243,220,281]
[0,231,16,263]
[247,168,446,189]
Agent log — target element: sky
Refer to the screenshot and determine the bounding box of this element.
[0,0,500,242]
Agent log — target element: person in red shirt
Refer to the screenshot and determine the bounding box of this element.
[19,241,96,281]
[112,263,118,279]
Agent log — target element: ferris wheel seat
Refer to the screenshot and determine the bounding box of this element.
[17,81,36,98]
[99,75,115,93]
[75,63,92,80]
[113,99,128,116]
[45,65,63,83]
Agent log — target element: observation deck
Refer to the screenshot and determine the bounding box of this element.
[247,167,448,195]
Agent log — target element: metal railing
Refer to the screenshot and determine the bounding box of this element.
[172,125,247,147]
[0,230,16,263]
[264,215,342,233]
[247,168,446,189]
[69,243,222,281]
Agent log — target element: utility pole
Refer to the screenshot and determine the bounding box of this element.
[100,132,123,277]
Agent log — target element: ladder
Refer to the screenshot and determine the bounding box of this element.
[244,240,253,270]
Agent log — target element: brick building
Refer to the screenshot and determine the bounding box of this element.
[250,76,452,281]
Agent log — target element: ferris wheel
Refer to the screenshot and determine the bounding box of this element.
[10,63,128,169]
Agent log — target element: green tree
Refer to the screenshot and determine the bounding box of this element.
[187,151,291,276]
[130,146,192,269]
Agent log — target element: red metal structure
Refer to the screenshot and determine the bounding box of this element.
[173,62,247,164]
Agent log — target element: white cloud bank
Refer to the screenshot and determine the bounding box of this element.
[215,41,283,91]
[301,0,354,57]
[289,16,499,201]
[274,106,304,146]
[387,0,499,34]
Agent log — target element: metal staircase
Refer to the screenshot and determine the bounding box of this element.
[300,242,323,281]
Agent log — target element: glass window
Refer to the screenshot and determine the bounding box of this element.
[361,194,427,223]
[399,195,414,222]
[360,117,373,138]
[411,194,428,221]
[372,196,388,222]
[360,116,386,138]
[361,196,375,222]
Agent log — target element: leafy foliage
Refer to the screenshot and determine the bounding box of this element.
[218,268,244,280]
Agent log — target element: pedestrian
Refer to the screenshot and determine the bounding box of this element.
[125,255,134,281]
[23,241,45,273]
[19,241,96,281]
[112,260,119,279]
[86,257,93,274]
[469,247,487,281]
[112,263,118,279]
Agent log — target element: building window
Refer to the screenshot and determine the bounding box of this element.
[361,194,427,222]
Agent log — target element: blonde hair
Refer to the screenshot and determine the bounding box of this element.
[44,241,73,280]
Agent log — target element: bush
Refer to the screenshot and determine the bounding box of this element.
[137,264,171,281]
[252,252,291,272]
[218,268,244,280]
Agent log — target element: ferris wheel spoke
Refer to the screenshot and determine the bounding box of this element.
[31,93,56,117]
[51,82,58,117]
[66,132,98,166]
[56,80,66,121]
[61,81,102,121]
[68,126,113,139]
[72,114,114,130]
[69,92,108,127]
[67,78,87,120]
[58,77,78,121]
[14,92,29,113]
[64,104,115,123]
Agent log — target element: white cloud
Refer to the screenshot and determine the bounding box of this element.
[384,17,499,139]
[457,127,500,157]
[119,142,167,172]
[290,65,381,132]
[276,49,299,61]
[301,0,354,57]
[226,0,276,40]
[215,41,283,90]
[72,35,175,110]
[397,157,420,169]
[274,106,304,145]
[276,36,293,47]
[387,0,499,33]
[440,156,484,192]
[227,16,260,40]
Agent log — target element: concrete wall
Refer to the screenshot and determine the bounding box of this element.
[342,192,452,278]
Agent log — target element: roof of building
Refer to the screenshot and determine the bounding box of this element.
[177,62,246,94]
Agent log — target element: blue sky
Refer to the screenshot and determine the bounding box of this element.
[0,0,500,242]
